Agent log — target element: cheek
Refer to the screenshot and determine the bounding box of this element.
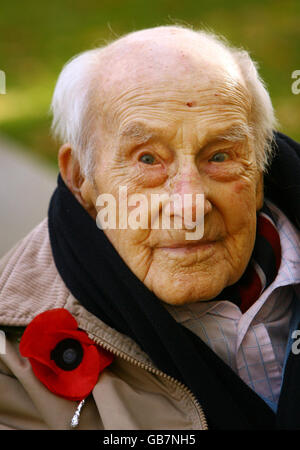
[216,175,256,204]
[132,164,168,188]
[233,178,257,206]
[103,228,154,283]
[233,180,246,194]
[212,179,258,230]
[231,180,258,215]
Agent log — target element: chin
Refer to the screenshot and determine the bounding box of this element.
[154,283,225,306]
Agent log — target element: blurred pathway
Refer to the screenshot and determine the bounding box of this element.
[0,136,57,257]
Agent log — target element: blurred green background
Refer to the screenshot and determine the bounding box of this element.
[0,0,299,169]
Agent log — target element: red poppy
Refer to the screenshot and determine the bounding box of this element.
[19,308,114,401]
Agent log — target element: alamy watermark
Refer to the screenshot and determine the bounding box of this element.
[96,187,205,240]
[291,330,300,355]
[0,70,6,94]
[291,70,300,95]
[0,330,6,354]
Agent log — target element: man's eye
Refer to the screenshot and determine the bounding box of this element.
[139,153,156,165]
[209,152,230,163]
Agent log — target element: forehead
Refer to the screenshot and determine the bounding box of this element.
[102,75,251,145]
[98,36,250,142]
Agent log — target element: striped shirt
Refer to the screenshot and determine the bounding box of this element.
[165,200,300,411]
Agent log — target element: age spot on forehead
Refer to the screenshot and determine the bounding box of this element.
[186,101,196,107]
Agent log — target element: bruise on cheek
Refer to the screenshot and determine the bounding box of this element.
[233,179,248,194]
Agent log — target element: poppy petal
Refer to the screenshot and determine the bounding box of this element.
[19,308,114,401]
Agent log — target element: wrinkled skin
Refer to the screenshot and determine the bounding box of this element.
[59,29,263,305]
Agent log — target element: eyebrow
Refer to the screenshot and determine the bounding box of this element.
[118,122,155,145]
[118,121,251,148]
[206,123,251,144]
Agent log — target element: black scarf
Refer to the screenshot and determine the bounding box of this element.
[48,131,300,430]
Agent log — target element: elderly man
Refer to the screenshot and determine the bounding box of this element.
[0,26,300,430]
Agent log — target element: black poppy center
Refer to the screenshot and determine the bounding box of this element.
[50,338,84,371]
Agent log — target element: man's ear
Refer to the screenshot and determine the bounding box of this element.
[58,144,96,214]
[256,171,264,211]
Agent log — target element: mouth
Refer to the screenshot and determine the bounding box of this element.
[156,240,216,254]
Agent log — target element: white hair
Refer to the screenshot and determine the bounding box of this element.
[50,25,277,179]
[50,48,103,178]
[224,41,278,172]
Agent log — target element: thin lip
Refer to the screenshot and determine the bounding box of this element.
[156,240,216,249]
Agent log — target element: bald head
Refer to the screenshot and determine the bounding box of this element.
[89,26,247,118]
[99,27,243,86]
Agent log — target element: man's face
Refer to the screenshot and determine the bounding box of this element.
[83,49,263,305]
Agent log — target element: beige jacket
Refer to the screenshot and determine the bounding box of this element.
[0,219,208,430]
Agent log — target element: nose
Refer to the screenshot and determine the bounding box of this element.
[168,163,212,224]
